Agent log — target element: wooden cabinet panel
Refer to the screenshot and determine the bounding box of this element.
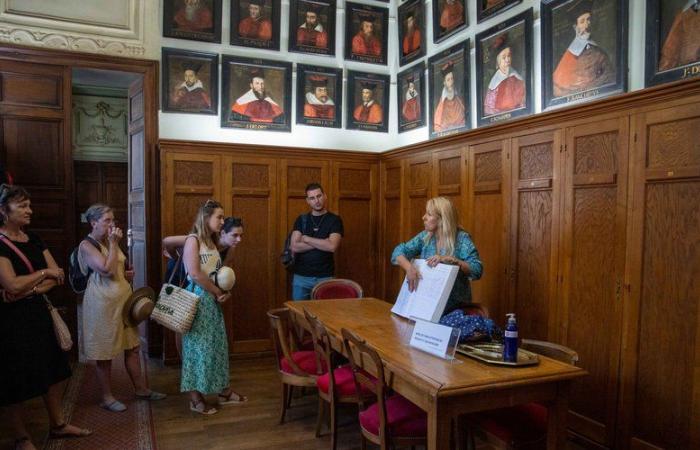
[621,103,700,450]
[223,156,277,353]
[0,60,63,109]
[380,161,404,300]
[405,155,431,237]
[509,131,561,340]
[560,119,629,447]
[332,162,377,297]
[3,118,63,189]
[467,140,509,321]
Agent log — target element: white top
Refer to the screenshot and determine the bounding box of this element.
[187,235,222,281]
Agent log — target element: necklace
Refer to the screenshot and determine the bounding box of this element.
[310,213,326,233]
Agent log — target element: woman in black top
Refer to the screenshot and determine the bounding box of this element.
[0,185,91,449]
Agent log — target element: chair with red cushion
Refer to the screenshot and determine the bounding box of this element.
[467,339,579,449]
[304,310,373,450]
[268,307,327,424]
[311,278,363,300]
[341,328,427,450]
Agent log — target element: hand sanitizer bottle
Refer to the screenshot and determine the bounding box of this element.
[503,313,518,363]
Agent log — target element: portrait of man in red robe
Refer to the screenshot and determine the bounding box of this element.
[439,0,465,33]
[353,82,383,124]
[401,77,421,123]
[170,62,212,111]
[303,75,335,119]
[173,0,214,32]
[238,0,273,41]
[658,0,700,71]
[231,69,284,123]
[296,3,329,49]
[433,61,466,132]
[484,35,525,116]
[552,0,614,97]
[351,14,382,57]
[402,12,421,56]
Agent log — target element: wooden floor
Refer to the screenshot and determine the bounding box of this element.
[0,355,590,449]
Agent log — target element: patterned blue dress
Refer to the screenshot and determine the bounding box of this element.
[180,241,229,394]
[391,229,483,313]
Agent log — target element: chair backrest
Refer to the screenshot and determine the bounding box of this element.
[311,278,363,300]
[341,328,387,425]
[304,309,335,378]
[267,307,314,377]
[521,339,579,366]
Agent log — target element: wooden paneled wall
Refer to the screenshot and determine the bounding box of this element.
[159,141,378,361]
[378,80,700,450]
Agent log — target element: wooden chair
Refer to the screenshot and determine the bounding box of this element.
[467,339,579,449]
[268,307,326,424]
[304,310,373,450]
[341,328,427,450]
[311,278,364,300]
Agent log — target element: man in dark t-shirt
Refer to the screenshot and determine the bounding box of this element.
[289,182,343,300]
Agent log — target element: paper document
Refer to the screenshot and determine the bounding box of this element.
[391,259,459,322]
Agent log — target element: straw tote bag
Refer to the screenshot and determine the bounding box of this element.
[0,234,73,351]
[151,252,200,334]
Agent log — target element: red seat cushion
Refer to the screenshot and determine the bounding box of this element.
[313,284,360,299]
[471,402,548,444]
[280,351,326,375]
[359,394,427,438]
[316,365,373,397]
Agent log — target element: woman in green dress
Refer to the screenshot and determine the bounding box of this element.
[181,200,247,415]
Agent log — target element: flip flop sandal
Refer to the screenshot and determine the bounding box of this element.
[218,391,248,405]
[100,400,127,412]
[48,424,93,439]
[190,399,218,415]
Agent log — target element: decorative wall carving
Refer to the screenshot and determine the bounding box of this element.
[0,0,158,58]
[72,89,128,162]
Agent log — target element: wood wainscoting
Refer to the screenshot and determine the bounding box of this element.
[159,141,378,361]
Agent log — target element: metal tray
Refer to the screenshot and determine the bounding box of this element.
[456,342,540,367]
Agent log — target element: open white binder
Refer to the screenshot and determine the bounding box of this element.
[391,259,459,323]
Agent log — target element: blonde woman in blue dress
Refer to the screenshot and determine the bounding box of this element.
[181,200,247,415]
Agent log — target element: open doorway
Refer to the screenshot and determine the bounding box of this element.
[71,67,149,348]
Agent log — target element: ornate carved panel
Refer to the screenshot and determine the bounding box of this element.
[647,117,700,169]
[232,163,269,188]
[438,156,460,185]
[174,161,214,186]
[287,166,322,192]
[72,92,128,162]
[519,143,553,180]
[574,132,618,175]
[339,168,370,192]
[475,150,501,183]
[173,194,208,234]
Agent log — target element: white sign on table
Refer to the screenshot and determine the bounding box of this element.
[409,317,461,360]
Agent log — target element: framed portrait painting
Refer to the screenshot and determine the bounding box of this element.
[163,0,222,43]
[475,9,532,126]
[645,0,700,87]
[397,62,426,133]
[398,0,426,67]
[476,0,522,23]
[432,0,467,44]
[296,64,343,128]
[288,0,336,56]
[230,0,281,50]
[346,71,390,132]
[162,48,218,115]
[221,55,292,132]
[428,40,470,139]
[541,0,627,109]
[344,2,388,65]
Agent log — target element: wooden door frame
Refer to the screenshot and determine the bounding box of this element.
[0,43,161,354]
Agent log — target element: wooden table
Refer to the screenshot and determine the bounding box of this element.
[285,298,586,450]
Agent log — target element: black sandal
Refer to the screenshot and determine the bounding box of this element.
[48,423,93,439]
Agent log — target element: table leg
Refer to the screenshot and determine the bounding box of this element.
[427,398,452,450]
[547,381,571,450]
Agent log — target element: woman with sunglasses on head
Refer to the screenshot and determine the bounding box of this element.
[0,184,91,450]
[79,204,165,413]
[180,201,247,415]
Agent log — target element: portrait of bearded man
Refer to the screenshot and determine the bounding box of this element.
[351,14,382,57]
[231,69,284,123]
[173,0,214,32]
[296,3,329,49]
[402,12,421,56]
[238,0,273,41]
[170,62,212,111]
[353,82,383,124]
[304,75,335,119]
[433,61,466,132]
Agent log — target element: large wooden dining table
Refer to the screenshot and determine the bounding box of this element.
[285,298,586,450]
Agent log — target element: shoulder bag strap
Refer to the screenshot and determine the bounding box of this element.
[0,234,35,273]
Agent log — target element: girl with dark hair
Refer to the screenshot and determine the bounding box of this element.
[0,185,91,449]
[180,202,246,415]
